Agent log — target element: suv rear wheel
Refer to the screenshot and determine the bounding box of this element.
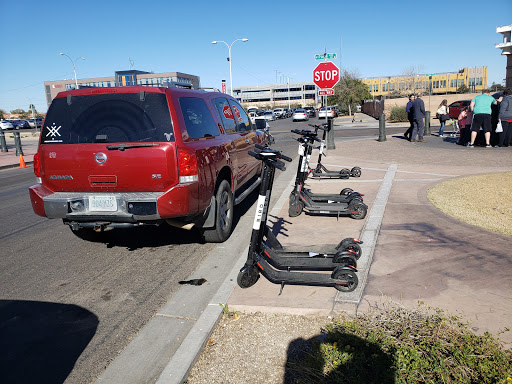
[200,179,233,243]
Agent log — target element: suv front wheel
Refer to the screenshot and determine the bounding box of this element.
[200,179,233,243]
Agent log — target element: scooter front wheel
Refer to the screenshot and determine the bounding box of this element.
[288,194,304,217]
[332,266,358,292]
[340,188,353,196]
[237,266,260,288]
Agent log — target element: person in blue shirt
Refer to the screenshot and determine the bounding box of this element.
[467,89,498,148]
[404,94,415,140]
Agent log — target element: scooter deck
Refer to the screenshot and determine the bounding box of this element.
[254,254,358,291]
[261,244,357,270]
[311,170,349,178]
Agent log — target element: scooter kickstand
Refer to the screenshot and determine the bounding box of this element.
[279,282,285,296]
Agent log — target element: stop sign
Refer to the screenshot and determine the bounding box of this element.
[313,62,340,89]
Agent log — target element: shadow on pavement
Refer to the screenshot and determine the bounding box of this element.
[284,332,395,383]
[0,300,98,384]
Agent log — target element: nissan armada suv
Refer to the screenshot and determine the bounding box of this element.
[29,86,265,242]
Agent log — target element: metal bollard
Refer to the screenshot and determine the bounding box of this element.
[424,111,431,136]
[378,113,386,142]
[326,117,336,150]
[0,130,7,152]
[14,131,24,156]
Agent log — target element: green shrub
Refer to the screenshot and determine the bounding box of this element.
[389,106,408,122]
[286,304,512,384]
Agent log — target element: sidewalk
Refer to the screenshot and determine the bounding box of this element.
[0,131,39,169]
[186,130,512,383]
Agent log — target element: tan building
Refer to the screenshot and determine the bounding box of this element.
[44,70,200,107]
[361,66,488,98]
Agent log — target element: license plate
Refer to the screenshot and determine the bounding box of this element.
[89,196,117,212]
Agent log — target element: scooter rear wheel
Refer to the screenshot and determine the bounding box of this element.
[349,202,367,220]
[339,168,350,178]
[341,243,362,259]
[340,188,353,196]
[350,167,362,177]
[332,253,357,268]
[332,266,358,292]
[237,266,260,288]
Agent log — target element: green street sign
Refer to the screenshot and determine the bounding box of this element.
[426,73,436,76]
[315,53,337,60]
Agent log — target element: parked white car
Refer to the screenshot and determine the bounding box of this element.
[292,109,309,122]
[318,107,335,119]
[273,108,285,119]
[0,120,15,130]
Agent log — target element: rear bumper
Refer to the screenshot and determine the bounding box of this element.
[29,183,199,224]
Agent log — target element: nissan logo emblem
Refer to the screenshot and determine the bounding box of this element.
[95,152,107,164]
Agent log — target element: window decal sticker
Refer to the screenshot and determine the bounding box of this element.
[46,123,63,143]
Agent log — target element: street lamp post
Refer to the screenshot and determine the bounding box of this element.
[211,38,248,96]
[59,53,85,89]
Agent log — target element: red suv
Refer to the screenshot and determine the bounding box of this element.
[448,100,471,119]
[29,86,264,242]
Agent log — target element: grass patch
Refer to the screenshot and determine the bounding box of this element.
[286,304,512,384]
[427,172,512,237]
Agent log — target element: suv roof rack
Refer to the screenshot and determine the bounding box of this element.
[198,87,221,92]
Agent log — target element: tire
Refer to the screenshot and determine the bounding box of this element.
[332,266,358,292]
[340,188,353,196]
[349,202,367,220]
[200,179,233,243]
[339,168,350,178]
[350,166,362,177]
[332,253,357,268]
[342,242,362,259]
[237,266,260,288]
[288,193,303,217]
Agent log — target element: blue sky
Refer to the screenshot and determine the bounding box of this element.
[0,0,510,113]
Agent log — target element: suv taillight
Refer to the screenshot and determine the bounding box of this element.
[33,152,41,178]
[178,148,198,183]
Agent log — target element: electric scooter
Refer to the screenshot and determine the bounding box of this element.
[309,123,362,178]
[288,134,363,204]
[287,131,368,219]
[237,147,359,293]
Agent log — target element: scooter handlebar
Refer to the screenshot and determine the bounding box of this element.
[254,144,291,162]
[308,123,329,131]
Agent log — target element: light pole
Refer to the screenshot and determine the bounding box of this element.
[211,38,248,96]
[59,53,85,89]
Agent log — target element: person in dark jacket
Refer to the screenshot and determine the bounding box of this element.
[411,93,426,142]
[497,88,512,147]
[404,94,415,140]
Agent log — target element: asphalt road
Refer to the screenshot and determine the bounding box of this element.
[0,116,402,383]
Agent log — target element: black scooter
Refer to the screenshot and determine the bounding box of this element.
[309,123,362,178]
[237,146,359,293]
[288,130,368,219]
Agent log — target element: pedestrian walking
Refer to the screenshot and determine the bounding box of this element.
[404,94,415,140]
[436,99,450,137]
[411,93,426,142]
[467,89,497,148]
[497,88,512,147]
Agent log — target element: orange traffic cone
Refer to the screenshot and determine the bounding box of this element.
[19,154,28,169]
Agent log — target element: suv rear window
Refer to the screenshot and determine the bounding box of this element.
[41,92,174,144]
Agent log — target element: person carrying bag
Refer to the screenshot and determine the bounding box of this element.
[436,99,450,137]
